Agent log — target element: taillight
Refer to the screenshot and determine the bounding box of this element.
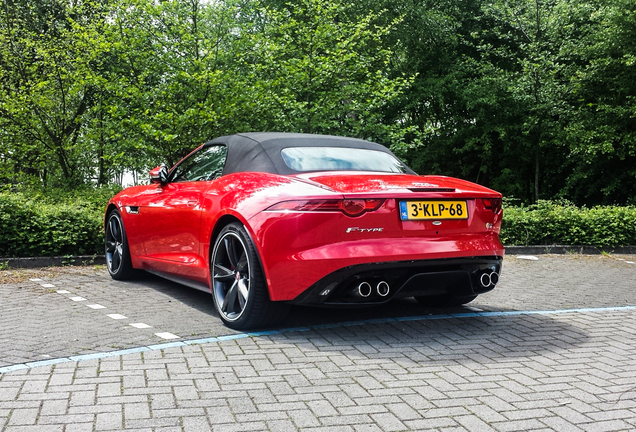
[266,199,385,217]
[482,198,502,214]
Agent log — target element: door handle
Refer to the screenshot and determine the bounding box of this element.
[187,200,198,207]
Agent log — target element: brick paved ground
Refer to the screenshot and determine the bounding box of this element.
[1,254,635,431]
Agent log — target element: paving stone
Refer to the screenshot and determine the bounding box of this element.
[289,409,321,428]
[4,426,64,432]
[183,416,210,432]
[65,424,96,432]
[7,408,38,426]
[95,411,122,430]
[539,416,585,432]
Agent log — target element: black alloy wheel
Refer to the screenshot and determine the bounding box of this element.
[211,223,288,329]
[105,210,134,280]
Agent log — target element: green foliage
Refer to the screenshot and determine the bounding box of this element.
[0,0,111,185]
[501,200,636,247]
[0,190,105,257]
[374,0,636,206]
[2,188,636,259]
[100,0,249,168]
[238,0,409,142]
[1,0,635,208]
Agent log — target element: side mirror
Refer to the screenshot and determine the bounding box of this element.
[149,165,168,184]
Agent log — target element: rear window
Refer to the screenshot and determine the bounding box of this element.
[281,147,408,173]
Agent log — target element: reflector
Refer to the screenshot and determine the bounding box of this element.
[482,198,502,214]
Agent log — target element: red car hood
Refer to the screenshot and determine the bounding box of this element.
[294,172,500,196]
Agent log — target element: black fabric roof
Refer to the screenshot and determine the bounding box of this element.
[207,132,414,175]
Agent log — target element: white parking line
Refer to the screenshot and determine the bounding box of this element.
[130,323,152,329]
[37,279,180,339]
[517,255,539,261]
[155,332,179,339]
[29,278,42,282]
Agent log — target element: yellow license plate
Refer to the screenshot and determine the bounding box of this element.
[399,200,468,220]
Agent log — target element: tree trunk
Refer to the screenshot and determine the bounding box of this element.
[534,142,540,202]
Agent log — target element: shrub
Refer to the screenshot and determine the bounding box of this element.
[0,190,106,257]
[2,191,635,258]
[501,200,636,247]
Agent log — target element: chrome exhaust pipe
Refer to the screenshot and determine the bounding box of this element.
[489,272,499,286]
[357,282,372,298]
[480,272,491,288]
[376,281,390,297]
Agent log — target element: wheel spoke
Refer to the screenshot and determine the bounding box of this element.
[109,218,121,242]
[106,241,116,253]
[236,252,248,273]
[111,249,121,271]
[237,279,248,308]
[224,238,236,269]
[222,281,238,313]
[214,264,234,280]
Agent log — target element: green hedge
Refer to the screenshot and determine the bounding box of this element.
[501,200,636,247]
[0,190,106,257]
[2,191,635,258]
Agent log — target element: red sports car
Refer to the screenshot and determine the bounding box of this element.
[105,132,504,329]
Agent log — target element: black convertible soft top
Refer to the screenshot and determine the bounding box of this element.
[207,132,415,176]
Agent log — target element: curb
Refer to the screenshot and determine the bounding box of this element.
[505,245,636,255]
[1,255,106,269]
[1,246,635,269]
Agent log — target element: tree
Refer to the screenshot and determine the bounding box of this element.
[99,0,247,169]
[561,0,636,204]
[238,0,410,143]
[0,0,109,186]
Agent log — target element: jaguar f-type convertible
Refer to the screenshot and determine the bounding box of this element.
[105,132,503,329]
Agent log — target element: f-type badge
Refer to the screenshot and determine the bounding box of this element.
[346,227,384,233]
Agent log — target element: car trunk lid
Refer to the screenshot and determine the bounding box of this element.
[294,172,500,197]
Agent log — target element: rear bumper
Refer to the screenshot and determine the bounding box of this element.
[249,209,504,301]
[289,256,503,306]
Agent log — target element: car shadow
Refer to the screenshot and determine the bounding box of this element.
[269,304,591,363]
[126,272,591,362]
[123,271,503,328]
[122,271,218,316]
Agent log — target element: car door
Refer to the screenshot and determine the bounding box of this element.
[138,145,227,278]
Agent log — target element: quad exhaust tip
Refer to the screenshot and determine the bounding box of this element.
[479,271,499,288]
[357,282,372,298]
[490,272,499,285]
[355,281,390,298]
[377,281,390,297]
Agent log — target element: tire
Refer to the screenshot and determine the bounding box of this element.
[415,294,477,308]
[211,223,288,330]
[105,210,135,280]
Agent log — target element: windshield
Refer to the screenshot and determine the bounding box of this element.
[281,147,408,173]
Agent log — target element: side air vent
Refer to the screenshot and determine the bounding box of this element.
[408,188,456,193]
